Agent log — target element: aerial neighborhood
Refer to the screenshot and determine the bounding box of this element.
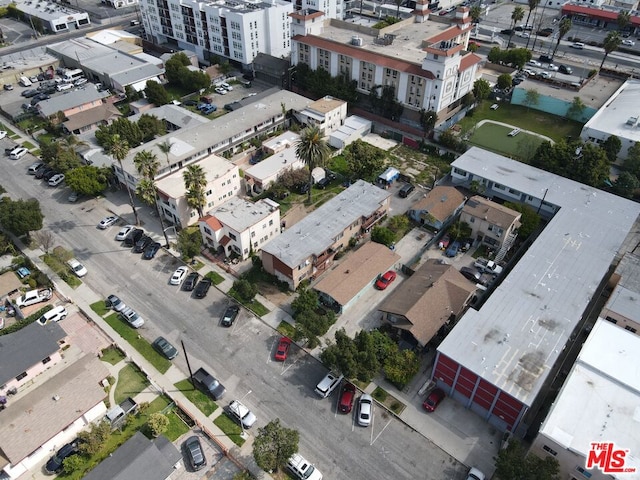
[1,0,640,478]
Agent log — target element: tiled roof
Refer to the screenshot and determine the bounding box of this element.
[462,195,521,228]
[202,214,224,231]
[409,185,465,222]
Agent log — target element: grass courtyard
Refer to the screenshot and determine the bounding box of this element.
[466,122,546,161]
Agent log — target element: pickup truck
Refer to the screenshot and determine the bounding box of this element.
[474,258,503,275]
[15,288,53,307]
[192,367,226,400]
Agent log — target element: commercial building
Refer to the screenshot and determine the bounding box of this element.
[531,319,640,479]
[261,180,391,289]
[561,2,640,28]
[13,0,90,34]
[432,147,640,435]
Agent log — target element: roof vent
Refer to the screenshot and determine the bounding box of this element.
[53,394,60,401]
[351,36,363,46]
[626,116,638,126]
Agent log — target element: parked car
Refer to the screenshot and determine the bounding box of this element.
[339,382,356,413]
[45,440,80,474]
[97,215,119,229]
[220,304,240,327]
[37,306,68,325]
[445,241,461,257]
[68,191,79,202]
[227,399,257,429]
[466,467,486,480]
[201,104,217,115]
[123,228,143,247]
[375,270,397,290]
[297,183,310,194]
[214,87,227,95]
[184,99,197,106]
[422,388,445,412]
[194,278,212,298]
[120,307,144,328]
[538,54,553,63]
[547,64,559,71]
[27,161,44,174]
[153,336,178,359]
[460,266,482,283]
[183,272,200,291]
[399,182,415,198]
[115,225,134,241]
[43,169,58,181]
[143,241,161,259]
[622,39,635,46]
[219,81,233,91]
[527,60,542,67]
[287,453,323,480]
[315,372,343,398]
[48,173,65,187]
[170,266,189,285]
[316,176,331,189]
[106,294,127,312]
[184,436,207,471]
[35,166,53,179]
[274,336,292,361]
[3,83,13,90]
[559,65,573,74]
[570,42,584,49]
[133,235,153,253]
[357,394,373,427]
[67,258,87,277]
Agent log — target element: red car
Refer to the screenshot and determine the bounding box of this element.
[274,336,292,361]
[438,235,451,250]
[375,270,397,290]
[422,388,445,412]
[339,382,356,413]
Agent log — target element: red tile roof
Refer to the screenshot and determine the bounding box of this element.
[561,4,640,25]
[459,52,482,70]
[202,215,223,231]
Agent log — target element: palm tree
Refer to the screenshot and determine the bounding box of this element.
[182,164,207,218]
[617,11,631,33]
[158,139,173,172]
[552,17,572,57]
[523,0,539,49]
[60,134,88,152]
[508,6,525,48]
[295,126,330,203]
[600,31,622,70]
[134,150,170,247]
[104,134,139,226]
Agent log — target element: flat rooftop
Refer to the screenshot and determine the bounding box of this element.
[539,319,640,468]
[209,197,278,232]
[439,147,640,406]
[262,180,391,268]
[156,153,234,198]
[583,79,640,142]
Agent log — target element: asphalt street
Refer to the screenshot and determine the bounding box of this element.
[0,141,471,479]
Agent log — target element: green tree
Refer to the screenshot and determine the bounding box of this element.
[134,150,170,246]
[601,31,622,70]
[617,11,631,32]
[523,89,540,110]
[508,6,525,47]
[147,412,170,437]
[473,78,491,100]
[613,171,639,198]
[176,228,202,261]
[0,197,43,237]
[138,114,166,143]
[48,147,82,173]
[77,421,111,456]
[504,202,540,238]
[552,17,572,57]
[188,70,211,91]
[469,5,482,23]
[495,439,560,480]
[232,278,258,302]
[145,80,171,105]
[625,142,640,177]
[371,226,396,247]
[344,139,385,182]
[383,349,420,388]
[62,454,84,475]
[65,165,109,196]
[497,73,513,90]
[321,329,360,379]
[96,118,144,148]
[104,134,139,225]
[387,214,409,235]
[158,139,174,171]
[601,135,622,162]
[165,52,191,85]
[419,109,438,137]
[295,126,330,203]
[291,288,318,314]
[182,164,207,218]
[565,96,586,121]
[253,419,299,473]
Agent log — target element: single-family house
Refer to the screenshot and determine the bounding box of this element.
[261,180,391,290]
[459,195,521,251]
[297,96,347,135]
[82,432,181,480]
[328,116,372,149]
[600,252,640,335]
[36,87,111,120]
[0,355,109,479]
[314,241,401,313]
[155,154,241,228]
[407,185,466,230]
[62,104,121,135]
[199,197,281,260]
[378,258,477,349]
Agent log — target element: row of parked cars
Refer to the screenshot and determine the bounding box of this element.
[105,221,162,259]
[25,160,67,186]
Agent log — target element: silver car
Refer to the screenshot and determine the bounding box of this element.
[107,294,127,312]
[227,400,257,429]
[358,394,373,427]
[121,307,144,328]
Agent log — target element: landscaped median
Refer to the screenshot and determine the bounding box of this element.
[90,301,171,374]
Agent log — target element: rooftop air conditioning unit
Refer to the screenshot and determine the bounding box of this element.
[626,116,638,126]
[351,35,363,46]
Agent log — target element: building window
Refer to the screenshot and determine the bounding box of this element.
[42,356,51,365]
[605,316,617,324]
[625,326,637,333]
[229,233,237,241]
[251,231,256,237]
[16,372,27,381]
[575,466,592,478]
[469,217,475,223]
[204,227,212,235]
[269,219,273,226]
[542,445,557,456]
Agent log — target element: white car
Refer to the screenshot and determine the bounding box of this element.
[121,307,144,328]
[170,266,189,285]
[622,39,635,46]
[287,453,323,480]
[0,131,7,140]
[107,294,127,312]
[67,258,88,277]
[570,42,584,49]
[214,87,227,95]
[115,225,134,241]
[98,215,119,229]
[466,467,486,480]
[547,64,559,71]
[357,394,373,427]
[527,60,541,67]
[48,174,65,187]
[219,82,233,91]
[227,400,257,429]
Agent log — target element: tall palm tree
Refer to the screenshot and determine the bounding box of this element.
[295,126,330,203]
[158,139,173,172]
[523,0,539,48]
[104,134,139,226]
[552,18,572,57]
[508,6,525,48]
[182,164,207,218]
[600,31,622,70]
[134,150,170,247]
[617,11,631,33]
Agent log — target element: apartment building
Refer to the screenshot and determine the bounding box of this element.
[297,95,347,134]
[601,252,640,335]
[140,0,294,66]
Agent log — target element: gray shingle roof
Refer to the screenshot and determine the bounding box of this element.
[37,88,110,117]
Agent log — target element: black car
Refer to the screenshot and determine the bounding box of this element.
[316,177,331,189]
[143,241,161,259]
[460,266,483,284]
[184,100,198,106]
[559,65,573,74]
[183,272,200,291]
[152,336,178,359]
[35,167,53,179]
[21,89,38,98]
[297,183,310,194]
[45,440,79,474]
[133,235,153,253]
[538,54,553,63]
[500,29,513,35]
[184,436,207,471]
[43,170,59,181]
[220,304,240,327]
[194,278,212,298]
[124,228,144,247]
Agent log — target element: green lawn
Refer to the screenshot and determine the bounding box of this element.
[103,313,172,374]
[277,321,296,338]
[214,413,246,447]
[162,406,192,441]
[91,300,110,316]
[228,290,269,316]
[173,379,219,416]
[114,364,150,404]
[41,252,82,288]
[467,123,545,161]
[100,346,125,365]
[204,270,225,285]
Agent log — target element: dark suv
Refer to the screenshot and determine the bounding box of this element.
[124,228,144,247]
[133,235,153,253]
[194,278,212,298]
[220,305,240,327]
[45,440,80,474]
[399,183,415,198]
[183,272,200,291]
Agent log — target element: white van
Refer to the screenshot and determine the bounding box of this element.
[56,83,73,92]
[314,372,343,398]
[37,306,68,325]
[19,76,32,87]
[10,147,28,160]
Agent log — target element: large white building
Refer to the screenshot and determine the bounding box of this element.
[140,0,294,66]
[291,6,481,121]
[531,319,640,479]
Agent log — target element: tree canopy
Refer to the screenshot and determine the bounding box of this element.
[176,228,202,261]
[65,165,110,196]
[0,197,44,237]
[296,126,330,202]
[344,139,385,182]
[144,80,171,106]
[487,47,532,69]
[495,440,560,480]
[473,78,491,100]
[164,52,210,91]
[96,118,144,149]
[253,419,299,473]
